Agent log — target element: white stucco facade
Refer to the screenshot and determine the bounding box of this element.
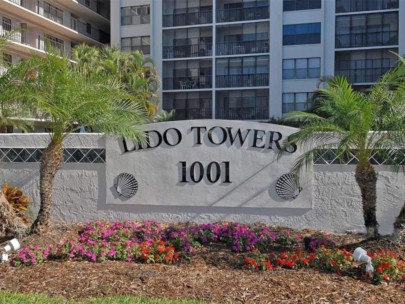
[0,126,403,235]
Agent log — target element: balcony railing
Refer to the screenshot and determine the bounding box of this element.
[165,100,213,120]
[163,42,212,59]
[0,27,69,56]
[72,19,109,44]
[217,6,269,23]
[43,12,63,25]
[335,31,398,48]
[216,40,269,56]
[283,68,320,79]
[163,76,213,90]
[216,98,268,120]
[216,73,269,88]
[172,108,212,120]
[163,10,212,27]
[335,67,393,83]
[336,0,398,13]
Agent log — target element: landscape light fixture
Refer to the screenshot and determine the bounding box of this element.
[353,247,374,272]
[0,238,20,263]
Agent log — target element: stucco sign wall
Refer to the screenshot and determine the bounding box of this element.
[106,120,312,208]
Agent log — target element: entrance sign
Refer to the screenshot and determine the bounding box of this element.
[106,120,312,208]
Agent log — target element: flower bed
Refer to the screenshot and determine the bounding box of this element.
[9,221,405,284]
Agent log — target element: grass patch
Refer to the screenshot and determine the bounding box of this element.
[0,291,205,304]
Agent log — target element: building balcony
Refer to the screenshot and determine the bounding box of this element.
[216,40,269,56]
[77,0,110,20]
[163,42,213,59]
[335,67,393,83]
[163,94,213,120]
[216,5,269,23]
[71,18,109,44]
[0,27,66,56]
[336,0,398,13]
[163,10,212,27]
[163,76,212,90]
[216,105,268,121]
[4,0,109,44]
[170,107,212,120]
[335,31,398,48]
[216,74,269,88]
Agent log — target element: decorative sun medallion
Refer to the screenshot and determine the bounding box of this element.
[114,173,138,199]
[275,173,302,200]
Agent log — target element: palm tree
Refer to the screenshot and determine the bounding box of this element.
[279,72,405,238]
[73,44,159,117]
[0,49,151,234]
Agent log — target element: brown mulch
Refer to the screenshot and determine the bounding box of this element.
[0,223,405,304]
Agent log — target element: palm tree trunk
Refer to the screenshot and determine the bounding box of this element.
[355,162,379,238]
[392,202,405,244]
[30,139,63,234]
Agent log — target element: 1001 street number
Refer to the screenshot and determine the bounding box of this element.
[179,161,231,184]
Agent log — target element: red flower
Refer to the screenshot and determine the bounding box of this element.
[331,260,338,267]
[276,259,285,266]
[285,261,295,269]
[383,274,390,281]
[376,266,383,274]
[263,261,273,270]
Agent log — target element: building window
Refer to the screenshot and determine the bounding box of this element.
[2,17,12,32]
[43,2,63,24]
[121,36,150,55]
[336,12,398,48]
[283,23,321,45]
[283,0,321,11]
[121,5,150,25]
[283,58,321,79]
[336,0,398,13]
[282,92,314,113]
[44,34,64,53]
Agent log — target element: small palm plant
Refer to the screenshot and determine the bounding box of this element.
[73,44,159,116]
[0,49,150,234]
[279,70,405,238]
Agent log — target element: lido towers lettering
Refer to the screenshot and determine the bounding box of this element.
[121,126,297,184]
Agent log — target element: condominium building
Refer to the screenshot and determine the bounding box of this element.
[113,0,404,120]
[0,0,110,67]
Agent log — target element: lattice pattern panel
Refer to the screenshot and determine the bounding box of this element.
[314,149,405,165]
[0,148,105,163]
